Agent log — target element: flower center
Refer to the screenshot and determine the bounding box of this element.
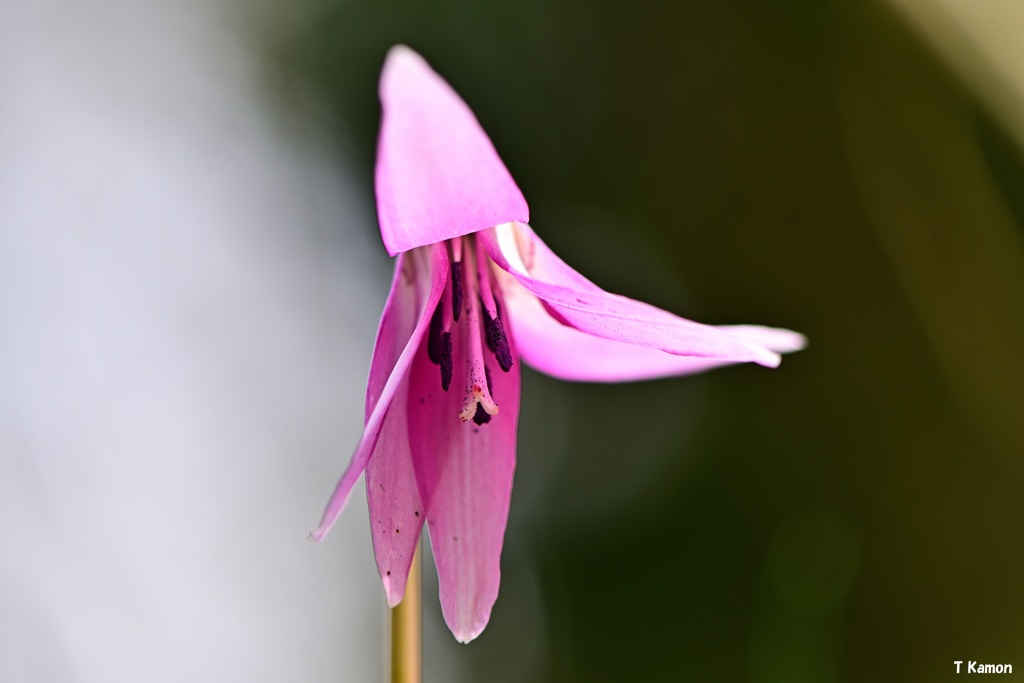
[426,234,513,425]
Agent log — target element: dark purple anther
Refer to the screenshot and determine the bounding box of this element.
[451,261,463,323]
[486,317,513,372]
[427,305,444,365]
[479,297,513,372]
[440,331,453,391]
[480,304,493,349]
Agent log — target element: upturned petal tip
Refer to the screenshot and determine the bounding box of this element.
[718,324,808,355]
[375,46,529,255]
[500,279,805,382]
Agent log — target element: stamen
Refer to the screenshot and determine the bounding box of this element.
[429,262,455,391]
[475,237,499,319]
[475,236,514,372]
[450,261,463,323]
[427,305,444,365]
[440,331,453,391]
[484,308,513,372]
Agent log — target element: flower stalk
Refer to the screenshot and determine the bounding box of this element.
[389,539,421,683]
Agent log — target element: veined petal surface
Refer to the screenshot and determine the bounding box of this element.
[480,223,783,367]
[406,309,520,643]
[375,46,529,255]
[500,272,806,381]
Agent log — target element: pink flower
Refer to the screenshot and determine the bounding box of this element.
[310,46,805,643]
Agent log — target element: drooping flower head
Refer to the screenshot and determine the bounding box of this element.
[311,46,805,643]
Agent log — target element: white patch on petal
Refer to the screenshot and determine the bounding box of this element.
[495,222,530,274]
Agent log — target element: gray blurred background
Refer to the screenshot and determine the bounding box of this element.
[3,0,1023,681]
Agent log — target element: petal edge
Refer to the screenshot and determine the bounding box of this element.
[309,244,449,542]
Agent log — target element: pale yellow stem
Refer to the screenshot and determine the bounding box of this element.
[389,540,421,683]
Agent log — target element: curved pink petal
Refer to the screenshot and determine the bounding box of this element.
[406,310,520,643]
[500,274,806,381]
[480,223,783,367]
[309,244,448,542]
[375,46,529,256]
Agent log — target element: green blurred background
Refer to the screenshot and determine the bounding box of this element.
[257,0,1024,680]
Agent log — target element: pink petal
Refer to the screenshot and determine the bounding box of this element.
[480,223,784,367]
[406,312,520,643]
[375,46,529,256]
[309,244,448,543]
[501,275,806,381]
[365,376,424,606]
[363,250,432,603]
